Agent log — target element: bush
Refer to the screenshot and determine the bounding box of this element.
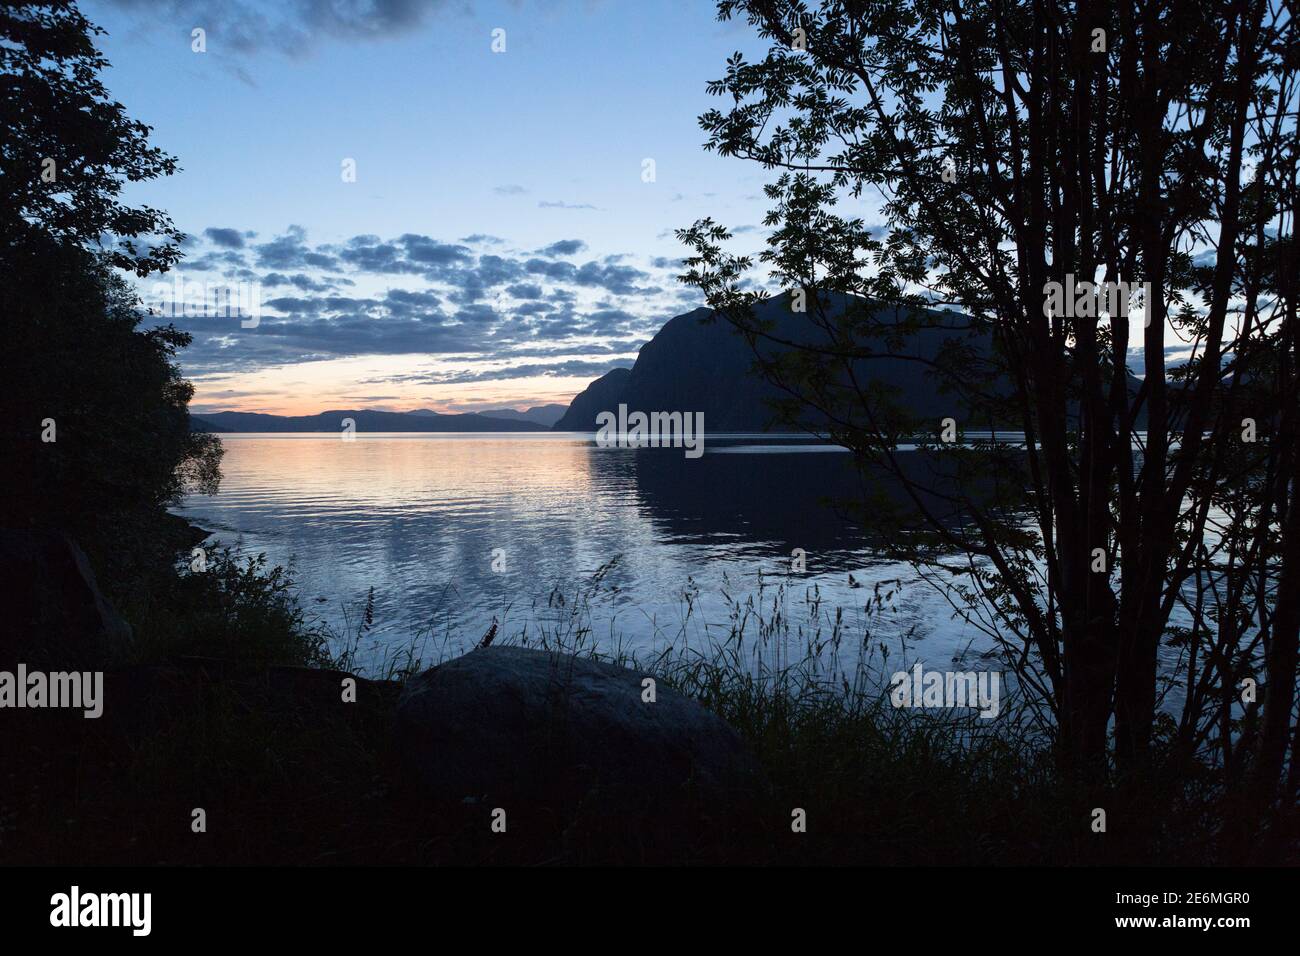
[118,542,333,669]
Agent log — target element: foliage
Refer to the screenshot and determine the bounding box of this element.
[122,545,333,669]
[679,0,1299,799]
[1,0,183,275]
[0,1,220,542]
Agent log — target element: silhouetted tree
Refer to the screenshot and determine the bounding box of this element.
[680,0,1297,803]
[1,1,220,540]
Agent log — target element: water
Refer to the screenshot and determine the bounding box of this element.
[172,433,985,673]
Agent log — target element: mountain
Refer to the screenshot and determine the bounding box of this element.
[553,292,1147,433]
[191,409,548,433]
[553,369,633,431]
[480,404,568,427]
[553,294,987,432]
[411,404,567,428]
[189,415,231,433]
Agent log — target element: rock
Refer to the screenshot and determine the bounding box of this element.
[396,646,765,817]
[0,529,132,671]
[158,512,211,550]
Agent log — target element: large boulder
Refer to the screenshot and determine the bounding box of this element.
[0,529,132,671]
[396,646,765,821]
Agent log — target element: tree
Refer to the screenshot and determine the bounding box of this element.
[0,1,220,542]
[1,0,182,274]
[679,0,1298,799]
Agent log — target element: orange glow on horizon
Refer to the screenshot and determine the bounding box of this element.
[185,354,620,416]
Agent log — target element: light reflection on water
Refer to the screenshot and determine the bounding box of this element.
[173,432,982,673]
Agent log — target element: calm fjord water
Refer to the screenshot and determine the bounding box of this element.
[173,433,979,673]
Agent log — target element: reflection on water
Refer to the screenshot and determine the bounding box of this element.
[173,433,983,670]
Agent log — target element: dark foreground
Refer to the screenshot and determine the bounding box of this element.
[1,522,1295,867]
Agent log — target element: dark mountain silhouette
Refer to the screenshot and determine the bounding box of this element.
[411,404,567,427]
[190,416,231,433]
[554,293,996,432]
[483,404,568,427]
[554,292,1147,432]
[553,368,633,431]
[190,409,548,433]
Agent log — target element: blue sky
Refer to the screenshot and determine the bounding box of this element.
[83,0,782,414]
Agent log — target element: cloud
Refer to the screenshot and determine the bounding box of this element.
[505,283,544,300]
[399,233,474,267]
[539,200,598,211]
[167,224,686,378]
[572,261,656,296]
[204,227,245,249]
[493,184,528,195]
[254,225,341,271]
[537,239,587,257]
[184,250,249,271]
[104,0,456,58]
[261,271,354,292]
[368,358,633,386]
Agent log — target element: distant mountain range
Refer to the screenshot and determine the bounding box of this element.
[190,409,548,433]
[409,404,567,427]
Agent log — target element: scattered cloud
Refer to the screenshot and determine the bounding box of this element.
[104,0,457,58]
[368,358,632,386]
[159,225,690,382]
[537,239,587,257]
[203,227,246,249]
[539,200,598,211]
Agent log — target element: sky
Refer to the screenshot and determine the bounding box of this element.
[82,0,781,415]
[79,0,1210,418]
